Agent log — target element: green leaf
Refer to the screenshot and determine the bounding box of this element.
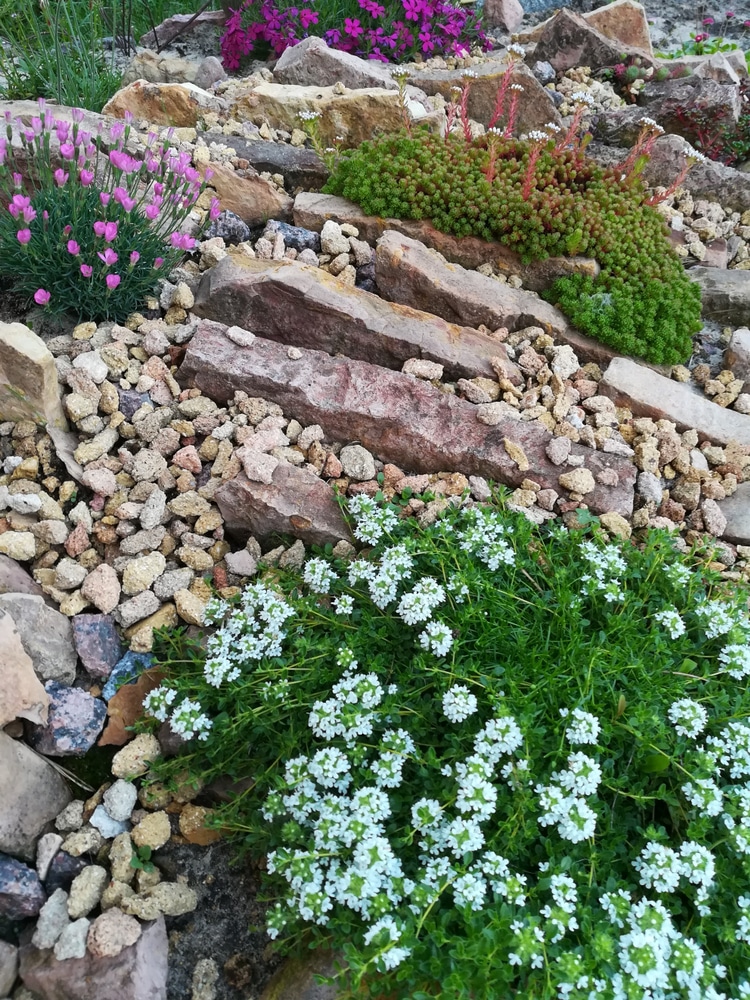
[641,752,671,773]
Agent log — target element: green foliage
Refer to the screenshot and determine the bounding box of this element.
[324,130,701,365]
[129,844,155,873]
[0,0,120,110]
[145,494,750,1000]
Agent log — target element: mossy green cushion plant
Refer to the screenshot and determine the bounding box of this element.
[144,492,750,1000]
[323,88,703,366]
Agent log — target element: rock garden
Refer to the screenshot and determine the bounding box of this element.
[1,0,750,997]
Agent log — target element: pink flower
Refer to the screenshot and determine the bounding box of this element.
[129,251,140,265]
[726,9,735,15]
[80,264,93,277]
[104,221,118,241]
[703,15,714,23]
[105,273,121,290]
[97,248,119,265]
[16,229,31,244]
[144,204,160,220]
[53,168,68,187]
[60,142,75,160]
[109,150,139,174]
[12,173,22,189]
[153,257,165,269]
[34,288,50,305]
[170,231,196,251]
[209,197,221,221]
[153,182,164,196]
[71,108,85,123]
[67,240,80,255]
[299,7,318,28]
[79,169,94,187]
[100,193,110,207]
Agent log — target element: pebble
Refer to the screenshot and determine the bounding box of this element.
[143,881,198,916]
[89,804,130,839]
[103,779,139,823]
[60,826,103,858]
[0,855,45,919]
[27,682,107,756]
[122,552,167,595]
[87,907,142,958]
[114,590,162,627]
[55,800,85,833]
[32,888,70,949]
[80,563,121,614]
[131,811,171,851]
[67,864,108,919]
[72,614,123,678]
[36,833,64,881]
[112,733,161,779]
[339,444,376,481]
[53,917,90,960]
[558,468,596,494]
[108,833,135,884]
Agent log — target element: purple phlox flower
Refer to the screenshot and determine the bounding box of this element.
[80,264,93,277]
[80,169,94,187]
[359,0,386,15]
[16,229,31,244]
[105,273,121,290]
[402,0,423,20]
[67,240,80,255]
[419,27,435,50]
[170,231,196,251]
[34,288,50,305]
[98,248,119,266]
[299,7,318,28]
[344,16,364,36]
[53,168,69,187]
[325,27,342,44]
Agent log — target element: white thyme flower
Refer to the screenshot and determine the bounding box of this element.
[442,684,478,723]
[719,642,750,679]
[563,707,601,745]
[653,607,686,640]
[668,698,708,739]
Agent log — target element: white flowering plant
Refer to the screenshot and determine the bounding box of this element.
[147,493,750,1000]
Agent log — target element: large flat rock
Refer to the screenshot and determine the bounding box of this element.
[717,481,750,544]
[518,0,652,55]
[218,136,328,191]
[192,256,522,383]
[179,320,636,516]
[600,357,750,446]
[375,230,632,369]
[531,7,654,73]
[0,323,67,429]
[293,192,599,294]
[0,731,70,861]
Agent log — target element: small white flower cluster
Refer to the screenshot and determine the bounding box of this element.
[633,841,715,917]
[442,684,478,723]
[666,562,693,588]
[684,143,707,164]
[694,599,743,641]
[653,606,686,640]
[723,786,750,856]
[397,577,445,625]
[347,493,399,545]
[570,90,595,106]
[561,707,601,746]
[719,642,750,680]
[303,557,338,594]
[638,116,664,133]
[707,721,750,780]
[455,506,515,572]
[537,736,602,844]
[419,620,453,657]
[143,686,212,741]
[579,539,627,603]
[528,130,551,143]
[202,583,296,687]
[309,658,384,743]
[298,110,321,121]
[507,42,526,57]
[349,543,414,609]
[668,698,708,739]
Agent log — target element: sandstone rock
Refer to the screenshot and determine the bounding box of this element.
[102,80,225,127]
[68,864,108,919]
[20,913,168,1000]
[178,804,221,846]
[483,0,524,31]
[80,563,121,613]
[230,82,441,149]
[532,7,654,73]
[99,668,165,748]
[0,531,35,561]
[691,267,750,326]
[717,481,750,543]
[0,322,68,428]
[141,882,197,916]
[181,322,635,516]
[0,593,76,684]
[374,231,615,366]
[217,465,352,547]
[113,591,162,628]
[558,468,596,494]
[407,60,559,132]
[131,811,171,851]
[0,607,49,727]
[197,161,293,226]
[192,255,521,383]
[726,327,750,380]
[26,681,107,756]
[0,731,70,861]
[274,35,405,91]
[0,553,45,597]
[122,553,167,596]
[518,0,652,54]
[138,9,226,48]
[103,781,138,824]
[600,357,750,447]
[295,193,599,294]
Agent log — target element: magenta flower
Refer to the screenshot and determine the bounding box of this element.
[129,251,140,265]
[71,108,84,123]
[726,9,735,15]
[144,204,160,221]
[34,288,50,305]
[100,193,110,207]
[53,169,69,187]
[344,16,364,36]
[299,7,318,28]
[97,248,119,265]
[109,150,139,173]
[170,231,196,251]
[105,274,121,290]
[16,229,31,244]
[153,182,164,196]
[60,142,75,160]
[703,15,714,23]
[93,220,118,241]
[67,240,80,255]
[80,264,93,277]
[153,257,165,269]
[12,173,22,189]
[79,169,94,187]
[209,197,221,221]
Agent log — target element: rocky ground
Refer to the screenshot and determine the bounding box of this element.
[1,2,750,998]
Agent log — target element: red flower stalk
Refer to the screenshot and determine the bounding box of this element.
[618,117,664,183]
[521,132,548,200]
[502,84,524,138]
[554,91,594,156]
[645,145,706,205]
[459,73,476,143]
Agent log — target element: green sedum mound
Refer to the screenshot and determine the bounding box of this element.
[325,131,702,366]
